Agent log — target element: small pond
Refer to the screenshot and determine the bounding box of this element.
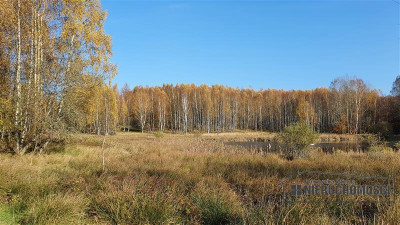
[225,141,369,153]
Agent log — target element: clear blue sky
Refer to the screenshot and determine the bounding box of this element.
[102,0,399,95]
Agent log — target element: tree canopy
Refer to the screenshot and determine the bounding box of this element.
[0,0,117,154]
[391,75,400,97]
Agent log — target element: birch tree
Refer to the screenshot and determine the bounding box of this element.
[133,87,150,133]
[0,0,117,154]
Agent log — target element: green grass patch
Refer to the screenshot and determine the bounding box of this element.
[0,205,18,225]
[153,131,165,138]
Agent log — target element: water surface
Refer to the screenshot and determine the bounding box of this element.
[225,141,369,153]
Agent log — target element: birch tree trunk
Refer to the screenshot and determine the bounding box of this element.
[14,0,22,154]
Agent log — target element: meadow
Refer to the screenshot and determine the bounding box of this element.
[0,132,399,225]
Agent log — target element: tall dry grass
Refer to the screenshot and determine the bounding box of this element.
[0,132,398,224]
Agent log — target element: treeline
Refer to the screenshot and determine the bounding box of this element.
[0,0,116,154]
[118,76,400,135]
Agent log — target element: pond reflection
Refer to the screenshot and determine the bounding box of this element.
[225,141,369,154]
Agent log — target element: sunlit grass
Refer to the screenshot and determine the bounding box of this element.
[0,205,18,225]
[0,132,399,224]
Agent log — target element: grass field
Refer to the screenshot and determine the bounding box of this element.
[0,132,399,224]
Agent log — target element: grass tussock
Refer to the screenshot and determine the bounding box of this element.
[20,194,88,225]
[91,181,179,224]
[153,131,165,138]
[0,132,399,224]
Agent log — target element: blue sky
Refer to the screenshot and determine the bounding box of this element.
[102,0,399,95]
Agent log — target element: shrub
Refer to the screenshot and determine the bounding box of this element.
[276,123,318,158]
[153,131,165,138]
[370,122,393,139]
[362,134,381,149]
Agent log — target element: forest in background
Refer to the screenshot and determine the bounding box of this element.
[117,77,400,136]
[1,0,400,156]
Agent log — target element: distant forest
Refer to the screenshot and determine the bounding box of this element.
[118,76,400,135]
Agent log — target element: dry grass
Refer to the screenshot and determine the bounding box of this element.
[0,132,399,224]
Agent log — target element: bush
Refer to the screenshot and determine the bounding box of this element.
[153,131,165,138]
[362,134,381,149]
[276,123,318,158]
[370,122,393,139]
